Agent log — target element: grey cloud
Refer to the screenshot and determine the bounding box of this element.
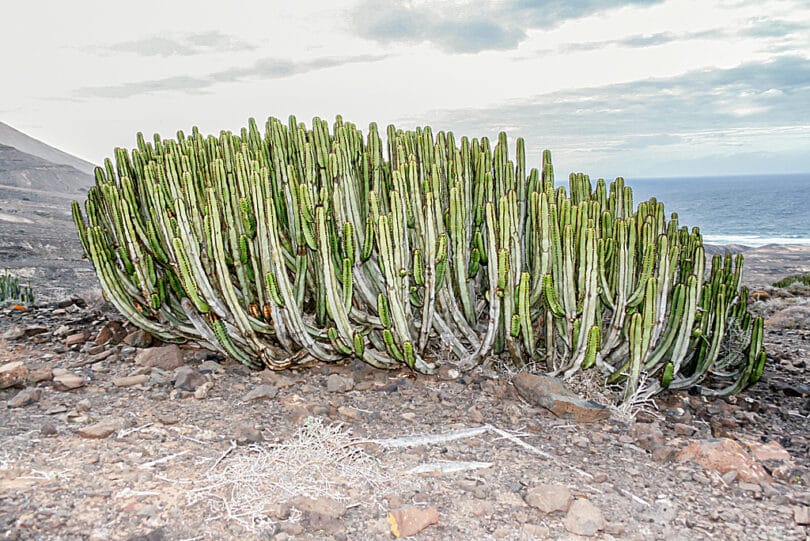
[350,0,665,53]
[75,54,386,99]
[101,31,256,57]
[560,29,720,53]
[742,18,809,38]
[419,55,810,175]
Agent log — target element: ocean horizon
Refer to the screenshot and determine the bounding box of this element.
[620,173,810,247]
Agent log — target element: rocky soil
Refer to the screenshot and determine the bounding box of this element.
[1,248,809,541]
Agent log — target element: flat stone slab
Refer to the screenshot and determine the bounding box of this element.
[513,373,609,423]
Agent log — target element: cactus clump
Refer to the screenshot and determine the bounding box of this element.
[0,270,35,305]
[72,116,765,399]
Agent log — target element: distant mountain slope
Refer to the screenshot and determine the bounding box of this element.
[0,121,95,175]
[0,144,93,194]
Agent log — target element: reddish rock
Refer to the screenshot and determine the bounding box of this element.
[513,373,609,423]
[633,422,665,451]
[64,332,89,346]
[387,506,439,538]
[676,438,771,484]
[77,418,125,439]
[135,345,183,370]
[124,329,153,348]
[742,439,791,462]
[0,361,28,389]
[795,506,810,526]
[27,367,53,384]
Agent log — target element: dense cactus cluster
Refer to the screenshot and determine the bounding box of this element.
[72,116,765,399]
[0,270,35,305]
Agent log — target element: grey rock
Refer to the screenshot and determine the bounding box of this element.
[3,326,25,340]
[40,421,58,436]
[326,373,354,393]
[8,387,41,408]
[173,366,207,391]
[241,384,278,401]
[564,499,605,536]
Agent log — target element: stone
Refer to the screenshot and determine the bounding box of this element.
[521,524,551,539]
[135,345,184,371]
[326,373,354,393]
[3,326,25,340]
[743,439,791,462]
[124,329,153,348]
[676,438,771,484]
[234,424,264,445]
[633,422,665,451]
[564,499,605,536]
[198,360,223,373]
[40,422,58,436]
[52,370,84,391]
[241,384,278,401]
[194,381,213,399]
[524,483,573,514]
[513,373,609,423]
[0,361,28,389]
[53,325,72,337]
[94,321,125,346]
[173,366,207,391]
[766,305,810,330]
[113,374,150,387]
[651,446,677,463]
[65,332,89,346]
[78,418,125,439]
[23,325,49,337]
[27,367,53,384]
[794,506,810,526]
[8,387,41,408]
[387,506,439,538]
[76,399,92,412]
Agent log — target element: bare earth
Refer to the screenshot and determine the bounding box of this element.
[1,240,809,540]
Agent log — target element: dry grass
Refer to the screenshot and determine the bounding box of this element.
[184,417,404,533]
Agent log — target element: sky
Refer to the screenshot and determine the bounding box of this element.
[2,0,809,178]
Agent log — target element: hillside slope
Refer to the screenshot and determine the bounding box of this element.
[0,121,95,175]
[0,144,92,194]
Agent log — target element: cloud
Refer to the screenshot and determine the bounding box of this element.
[100,31,256,57]
[417,55,810,175]
[349,0,666,53]
[559,29,718,53]
[75,54,387,99]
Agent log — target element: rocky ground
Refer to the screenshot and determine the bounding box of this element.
[1,248,809,541]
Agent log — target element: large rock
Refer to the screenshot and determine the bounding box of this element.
[52,369,84,391]
[676,438,771,483]
[513,373,609,423]
[77,418,125,439]
[241,384,278,401]
[135,345,184,370]
[524,483,572,514]
[173,366,207,391]
[564,499,605,536]
[0,361,28,389]
[766,304,810,330]
[8,387,41,408]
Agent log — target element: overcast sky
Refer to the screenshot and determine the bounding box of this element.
[2,0,809,178]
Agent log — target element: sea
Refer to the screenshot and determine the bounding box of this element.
[622,173,810,247]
